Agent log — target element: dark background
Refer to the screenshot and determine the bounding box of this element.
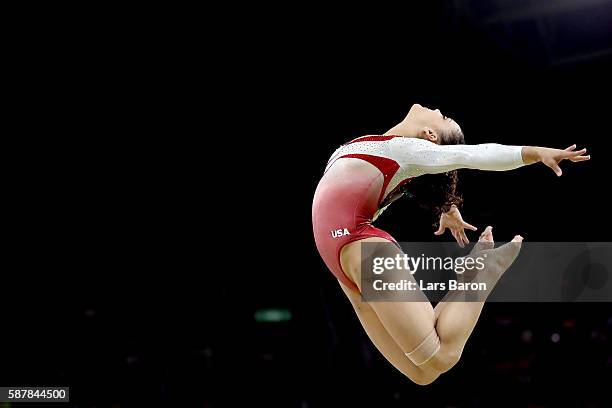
[2,1,612,407]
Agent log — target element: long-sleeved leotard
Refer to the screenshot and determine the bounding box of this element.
[312,135,524,291]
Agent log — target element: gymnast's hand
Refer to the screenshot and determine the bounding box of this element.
[434,205,477,248]
[522,144,590,176]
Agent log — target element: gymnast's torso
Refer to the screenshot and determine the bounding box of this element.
[312,135,524,291]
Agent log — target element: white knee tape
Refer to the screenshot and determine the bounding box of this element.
[405,328,441,366]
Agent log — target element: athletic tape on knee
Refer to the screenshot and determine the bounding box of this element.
[405,328,441,366]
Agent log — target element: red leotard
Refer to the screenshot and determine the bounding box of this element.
[312,135,524,292]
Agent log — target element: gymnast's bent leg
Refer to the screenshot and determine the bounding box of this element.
[339,230,522,383]
[432,227,523,365]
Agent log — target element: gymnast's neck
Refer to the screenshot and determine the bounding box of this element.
[383,119,421,138]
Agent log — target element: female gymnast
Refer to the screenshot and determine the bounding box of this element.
[312,104,590,385]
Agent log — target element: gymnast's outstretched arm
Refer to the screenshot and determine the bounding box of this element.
[388,137,590,177]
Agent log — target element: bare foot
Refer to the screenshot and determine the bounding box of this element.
[459,227,523,292]
[459,226,495,280]
[471,225,494,254]
[483,234,523,269]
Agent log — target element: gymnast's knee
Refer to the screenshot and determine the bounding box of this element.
[426,346,462,374]
[409,369,440,386]
[407,349,462,386]
[404,329,462,380]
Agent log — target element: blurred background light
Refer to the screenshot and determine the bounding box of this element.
[254,308,293,323]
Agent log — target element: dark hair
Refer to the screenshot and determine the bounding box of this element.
[402,127,465,221]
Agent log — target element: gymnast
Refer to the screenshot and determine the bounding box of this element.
[312,104,589,384]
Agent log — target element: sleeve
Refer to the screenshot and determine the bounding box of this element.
[388,137,525,177]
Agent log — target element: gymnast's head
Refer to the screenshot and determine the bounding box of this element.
[405,103,464,145]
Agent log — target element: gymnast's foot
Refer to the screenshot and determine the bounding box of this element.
[461,226,523,286]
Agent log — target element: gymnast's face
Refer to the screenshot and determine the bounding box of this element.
[407,104,463,144]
